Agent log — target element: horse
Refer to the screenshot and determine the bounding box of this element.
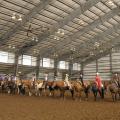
[34,80,45,96]
[91,82,104,101]
[6,80,17,94]
[16,80,35,96]
[72,81,90,101]
[51,80,74,100]
[0,80,6,92]
[107,82,120,101]
[0,80,16,94]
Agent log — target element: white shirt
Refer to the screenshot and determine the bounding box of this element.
[45,76,48,81]
[32,76,36,81]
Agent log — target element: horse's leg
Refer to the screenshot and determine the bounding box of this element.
[43,88,47,96]
[115,93,117,101]
[85,91,88,101]
[39,88,42,96]
[63,90,65,100]
[84,88,89,101]
[98,89,102,99]
[101,88,104,99]
[78,91,82,102]
[28,86,32,96]
[93,91,97,101]
[119,92,120,100]
[70,89,74,100]
[34,88,38,96]
[49,89,53,97]
[59,90,62,98]
[60,89,65,100]
[14,87,16,94]
[59,89,62,98]
[28,89,32,96]
[17,86,19,94]
[111,93,115,102]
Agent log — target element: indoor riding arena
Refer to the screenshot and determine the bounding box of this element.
[0,0,120,120]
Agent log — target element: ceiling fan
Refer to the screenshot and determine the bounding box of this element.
[20,23,50,37]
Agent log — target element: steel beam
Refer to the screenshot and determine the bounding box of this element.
[42,7,120,57]
[0,0,53,45]
[76,35,120,65]
[18,0,101,53]
[61,11,120,61]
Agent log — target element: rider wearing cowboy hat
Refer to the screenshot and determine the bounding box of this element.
[95,72,102,90]
[65,74,72,89]
[112,73,120,88]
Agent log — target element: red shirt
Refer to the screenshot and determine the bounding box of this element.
[95,75,102,89]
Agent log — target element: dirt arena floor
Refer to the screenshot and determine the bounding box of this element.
[0,93,120,120]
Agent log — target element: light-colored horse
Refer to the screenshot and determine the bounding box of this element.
[72,81,90,101]
[107,82,120,101]
[35,81,44,96]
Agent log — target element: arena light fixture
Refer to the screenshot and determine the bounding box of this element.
[18,71,21,74]
[54,36,59,40]
[69,56,73,60]
[57,29,64,35]
[94,42,100,48]
[12,46,15,49]
[8,45,15,49]
[79,20,84,25]
[11,13,16,20]
[33,49,39,54]
[107,0,115,6]
[53,52,58,58]
[32,36,38,42]
[11,13,22,21]
[90,52,94,56]
[70,47,76,52]
[100,50,103,53]
[18,15,22,21]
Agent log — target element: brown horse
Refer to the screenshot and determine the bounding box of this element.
[72,81,90,101]
[51,80,74,100]
[42,81,55,96]
[17,80,32,96]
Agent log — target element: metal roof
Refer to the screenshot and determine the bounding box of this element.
[0,0,120,64]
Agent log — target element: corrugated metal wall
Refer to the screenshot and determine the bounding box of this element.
[83,50,120,81]
[98,55,111,80]
[112,52,120,72]
[84,61,96,80]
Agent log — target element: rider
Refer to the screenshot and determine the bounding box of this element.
[95,72,102,90]
[79,72,84,86]
[64,74,72,89]
[112,73,120,88]
[54,75,57,81]
[42,73,48,88]
[32,74,36,87]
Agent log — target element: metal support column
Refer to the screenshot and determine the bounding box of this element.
[109,50,113,77]
[81,63,84,73]
[69,61,73,80]
[54,58,58,79]
[14,53,19,77]
[62,72,66,80]
[36,55,40,80]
